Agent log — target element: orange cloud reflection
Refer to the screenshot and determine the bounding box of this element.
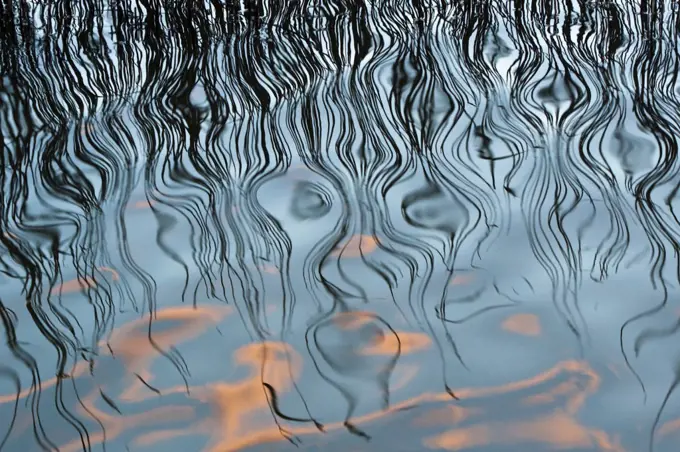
[133,199,155,209]
[0,305,233,452]
[132,341,305,452]
[331,235,378,258]
[360,331,431,356]
[420,360,623,451]
[0,304,231,406]
[50,266,120,295]
[423,411,622,451]
[107,305,233,402]
[133,319,431,451]
[328,311,431,355]
[332,311,375,330]
[501,313,542,337]
[659,417,680,437]
[449,273,474,286]
[201,359,621,452]
[6,303,622,452]
[59,394,196,452]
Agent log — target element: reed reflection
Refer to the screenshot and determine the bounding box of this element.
[1,0,680,451]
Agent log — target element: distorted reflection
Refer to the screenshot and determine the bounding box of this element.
[502,313,542,337]
[2,0,680,451]
[50,266,120,295]
[136,341,307,452]
[331,235,379,258]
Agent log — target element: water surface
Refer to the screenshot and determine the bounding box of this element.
[2,0,680,451]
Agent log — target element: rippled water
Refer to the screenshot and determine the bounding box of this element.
[2,0,680,450]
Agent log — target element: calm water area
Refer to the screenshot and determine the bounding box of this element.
[1,0,680,451]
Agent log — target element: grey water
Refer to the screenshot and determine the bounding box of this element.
[1,0,680,451]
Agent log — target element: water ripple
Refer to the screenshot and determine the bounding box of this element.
[2,1,680,451]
